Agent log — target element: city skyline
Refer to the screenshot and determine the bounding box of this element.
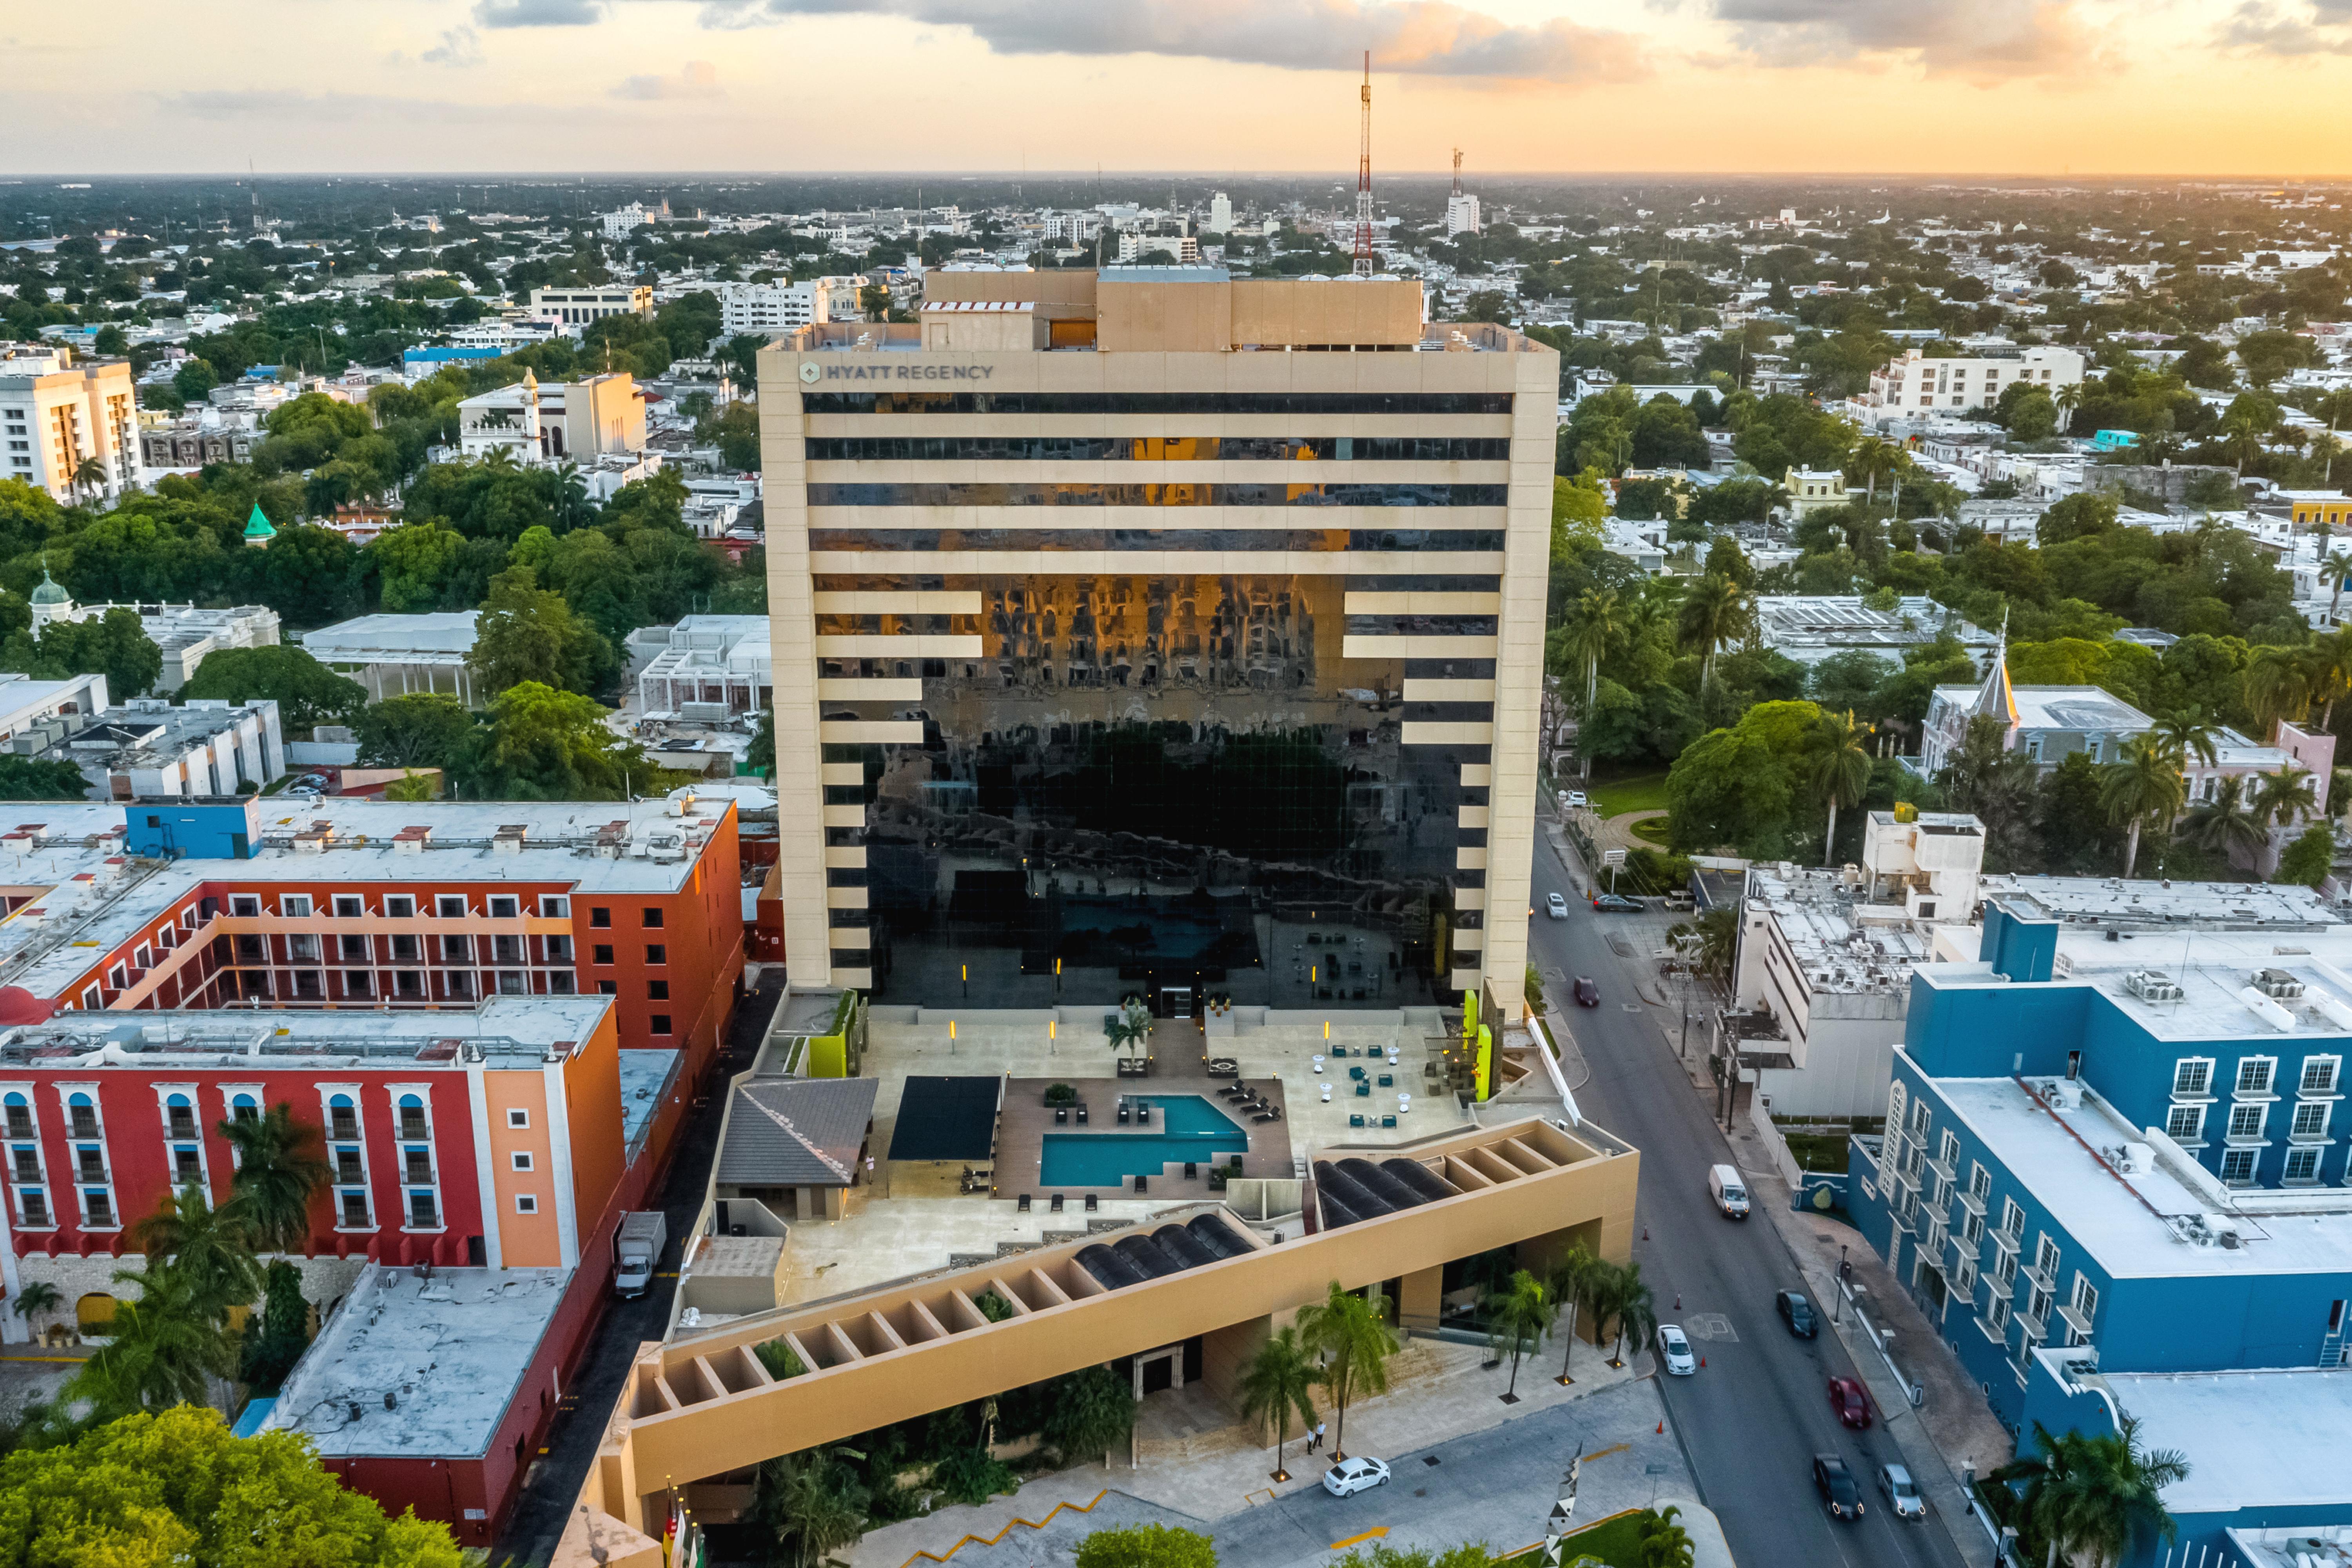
[10,0,2352,178]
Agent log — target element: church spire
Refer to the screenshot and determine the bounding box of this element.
[1973,608,2018,726]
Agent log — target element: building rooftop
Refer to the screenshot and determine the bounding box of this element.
[1927,682,2152,732]
[718,1077,879,1188]
[887,1076,1001,1163]
[300,613,480,666]
[2058,1361,2352,1517]
[1933,1073,2352,1279]
[1980,875,2342,932]
[1752,595,1995,665]
[1744,864,1947,996]
[619,1048,682,1159]
[0,997,613,1071]
[265,1264,570,1460]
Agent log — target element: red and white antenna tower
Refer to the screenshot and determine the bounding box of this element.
[1352,52,1376,278]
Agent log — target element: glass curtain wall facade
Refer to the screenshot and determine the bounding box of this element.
[760,272,1557,1020]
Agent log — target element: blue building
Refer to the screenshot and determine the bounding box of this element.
[1848,899,2352,1566]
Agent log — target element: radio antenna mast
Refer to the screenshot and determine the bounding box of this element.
[1352,53,1375,278]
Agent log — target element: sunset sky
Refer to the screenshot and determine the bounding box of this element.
[9,0,2352,178]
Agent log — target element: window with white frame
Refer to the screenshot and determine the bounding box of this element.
[1996,1246,2018,1285]
[2002,1198,2026,1237]
[2238,1057,2278,1096]
[539,895,570,919]
[512,1151,534,1172]
[1986,1294,2011,1332]
[2221,1147,2258,1184]
[1964,1209,1986,1247]
[1938,1130,1960,1169]
[1910,1100,1931,1136]
[488,895,519,920]
[506,1108,530,1129]
[333,895,363,918]
[2174,1058,2213,1097]
[516,1194,538,1214]
[2167,1103,2207,1141]
[2034,1235,2061,1283]
[386,895,415,918]
[2304,1057,2341,1096]
[2286,1146,2324,1183]
[279,895,313,918]
[436,895,466,918]
[229,895,260,917]
[2229,1103,2269,1141]
[1969,1162,1991,1201]
[2294,1100,2332,1141]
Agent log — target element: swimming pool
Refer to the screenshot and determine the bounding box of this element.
[1040,1095,1250,1187]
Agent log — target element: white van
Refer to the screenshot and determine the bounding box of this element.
[1708,1164,1750,1219]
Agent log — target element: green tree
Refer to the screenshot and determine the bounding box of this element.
[182,644,365,734]
[451,681,663,801]
[1809,709,1873,866]
[1484,1270,1552,1401]
[465,566,612,697]
[2275,821,2336,887]
[0,755,89,800]
[1675,573,1746,692]
[1997,1416,2189,1568]
[8,1279,60,1329]
[1551,470,1608,553]
[1296,1281,1400,1460]
[0,1406,461,1568]
[368,520,472,613]
[71,1268,229,1417]
[1547,1241,1603,1383]
[238,1260,313,1393]
[130,1184,262,1329]
[1236,1325,1321,1481]
[2179,774,2267,867]
[173,359,219,401]
[1044,1363,1136,1467]
[750,1450,868,1568]
[214,1102,330,1254]
[1639,1505,1696,1568]
[243,523,364,622]
[354,693,476,770]
[1941,715,2044,872]
[1666,700,1822,858]
[2102,734,2189,879]
[2037,493,2120,547]
[1075,1525,1218,1568]
[1598,1259,1657,1368]
[3,609,166,701]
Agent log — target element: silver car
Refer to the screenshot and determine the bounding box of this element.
[1322,1455,1391,1496]
[1878,1462,1925,1520]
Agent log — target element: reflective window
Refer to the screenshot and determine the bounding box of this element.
[806,436,1513,462]
[801,392,1515,415]
[808,483,1506,508]
[807,528,1506,554]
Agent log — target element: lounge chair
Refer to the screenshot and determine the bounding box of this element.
[1076,1105,1088,1124]
[1184,1161,1198,1179]
[1134,1174,1148,1193]
[1055,1106,1068,1124]
[1050,1192,1065,1213]
[1085,1193,1098,1212]
[1382,1115,1397,1129]
[1117,1104,1131,1125]
[1378,1074,1393,1087]
[1017,1193,1031,1212]
[1136,1102,1152,1124]
[1356,1083,1371,1097]
[1253,1112,1277,1123]
[1348,1114,1365,1128]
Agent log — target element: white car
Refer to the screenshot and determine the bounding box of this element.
[1564,790,1589,809]
[1878,1462,1926,1520]
[1657,1323,1697,1376]
[1321,1455,1392,1496]
[1546,893,1569,919]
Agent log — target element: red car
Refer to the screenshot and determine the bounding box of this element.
[1829,1375,1873,1429]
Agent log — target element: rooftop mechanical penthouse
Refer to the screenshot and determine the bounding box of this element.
[759,267,1559,1023]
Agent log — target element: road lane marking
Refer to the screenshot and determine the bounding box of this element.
[1328,1529,1390,1550]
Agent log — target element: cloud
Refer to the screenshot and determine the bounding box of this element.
[475,0,604,26]
[421,24,485,64]
[612,59,723,97]
[690,0,1648,82]
[2218,0,2352,54]
[162,89,531,123]
[1711,0,2091,79]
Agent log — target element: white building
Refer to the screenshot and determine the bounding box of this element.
[300,613,483,707]
[1754,595,1996,674]
[27,571,280,693]
[15,697,283,799]
[600,202,667,241]
[0,672,108,745]
[1117,233,1201,263]
[1863,345,2085,419]
[712,280,837,338]
[456,371,645,467]
[1784,466,1849,517]
[526,287,653,331]
[635,616,771,720]
[1206,193,1234,234]
[0,343,139,504]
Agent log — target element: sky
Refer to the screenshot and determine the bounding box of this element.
[11,0,2352,177]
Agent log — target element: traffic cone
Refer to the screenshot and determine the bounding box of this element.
[1674,1294,1681,1310]
[1655,1421,1664,1434]
[1643,1227,1650,1241]
[1700,1357,1706,1368]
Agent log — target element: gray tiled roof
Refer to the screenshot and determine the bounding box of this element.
[716,1077,879,1188]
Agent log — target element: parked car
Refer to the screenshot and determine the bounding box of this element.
[659,738,704,752]
[1656,1324,1696,1376]
[1546,893,1569,919]
[1708,1164,1750,1219]
[1322,1456,1391,1497]
[1776,1289,1818,1338]
[1564,790,1588,808]
[1573,977,1600,1007]
[1813,1454,1864,1521]
[1878,1462,1925,1520]
[1828,1375,1872,1429]
[1590,891,1643,913]
[290,773,330,793]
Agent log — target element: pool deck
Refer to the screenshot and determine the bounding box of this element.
[997,1076,1294,1205]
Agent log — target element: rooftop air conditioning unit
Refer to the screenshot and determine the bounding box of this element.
[2125,969,2183,1003]
[2255,968,2306,1000]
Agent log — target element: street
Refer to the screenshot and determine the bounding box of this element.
[1525,843,1973,1568]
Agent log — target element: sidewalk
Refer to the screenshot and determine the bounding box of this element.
[1749,1173,2009,1568]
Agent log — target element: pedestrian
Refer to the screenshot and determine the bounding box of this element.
[1312,1421,1326,1453]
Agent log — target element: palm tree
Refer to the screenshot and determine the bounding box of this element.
[2247,643,2316,737]
[1104,996,1151,1058]
[2254,766,2322,873]
[1547,1242,1602,1384]
[214,1103,330,1255]
[2313,430,2345,487]
[753,1451,868,1568]
[2150,711,2220,772]
[2178,775,2267,867]
[1676,573,1746,692]
[71,455,109,505]
[2325,551,2352,621]
[1849,436,1899,505]
[2100,735,2189,880]
[1484,1270,1552,1401]
[131,1184,262,1324]
[2054,381,2083,436]
[1562,586,1626,731]
[2222,407,2270,476]
[1236,1325,1321,1482]
[1603,1261,1658,1369]
[10,1280,60,1328]
[1809,710,1873,866]
[1296,1281,1399,1461]
[1998,1417,2189,1568]
[70,1267,225,1418]
[1639,1504,1697,1568]
[2305,630,2352,730]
